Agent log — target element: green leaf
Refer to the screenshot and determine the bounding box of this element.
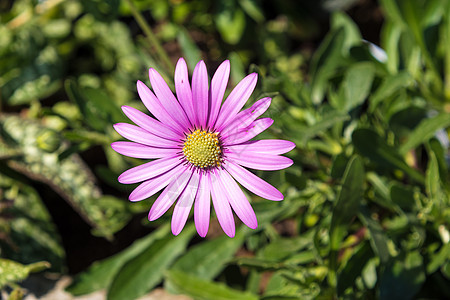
[399,113,450,155]
[389,183,417,211]
[310,27,347,104]
[165,270,259,300]
[381,22,403,73]
[427,243,450,274]
[258,230,314,261]
[379,251,425,300]
[107,225,195,300]
[232,257,286,271]
[330,12,362,53]
[366,172,397,210]
[66,224,170,296]
[337,242,373,296]
[362,257,378,289]
[352,128,424,183]
[263,270,323,300]
[358,206,390,264]
[426,151,442,200]
[310,11,362,104]
[295,111,349,145]
[330,156,365,250]
[170,230,246,280]
[340,62,375,111]
[369,71,413,111]
[65,80,124,132]
[329,156,364,287]
[0,259,50,289]
[379,0,406,26]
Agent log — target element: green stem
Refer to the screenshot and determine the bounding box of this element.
[124,0,174,71]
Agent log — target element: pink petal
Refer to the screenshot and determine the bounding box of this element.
[171,171,200,235]
[129,164,186,201]
[113,123,180,148]
[221,97,271,138]
[210,170,235,237]
[149,68,191,130]
[174,58,196,127]
[111,141,179,159]
[121,106,182,141]
[223,118,273,145]
[148,169,193,221]
[113,123,179,148]
[227,139,296,155]
[118,155,181,184]
[192,60,209,128]
[223,161,284,201]
[226,151,293,171]
[137,80,184,134]
[216,169,257,229]
[214,73,258,131]
[207,60,230,130]
[194,172,211,237]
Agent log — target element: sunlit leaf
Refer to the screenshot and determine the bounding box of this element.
[399,113,450,155]
[107,225,195,300]
[66,224,170,296]
[165,270,259,300]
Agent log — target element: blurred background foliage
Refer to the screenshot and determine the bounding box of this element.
[0,0,449,299]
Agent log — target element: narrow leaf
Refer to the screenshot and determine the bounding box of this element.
[66,224,170,296]
[399,113,450,155]
[165,270,259,300]
[107,225,195,300]
[330,156,365,250]
[170,230,246,280]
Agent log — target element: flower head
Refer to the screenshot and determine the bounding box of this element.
[112,58,295,237]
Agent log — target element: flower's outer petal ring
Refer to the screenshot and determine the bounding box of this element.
[121,105,182,141]
[215,73,258,131]
[113,123,181,148]
[149,68,191,130]
[118,155,182,184]
[217,169,257,229]
[148,168,192,221]
[226,151,293,171]
[210,170,235,237]
[175,58,196,127]
[111,141,179,159]
[226,139,296,155]
[223,161,284,201]
[172,171,200,235]
[223,118,273,146]
[192,60,209,128]
[221,97,271,138]
[129,164,186,201]
[207,60,230,130]
[136,80,184,134]
[194,172,211,237]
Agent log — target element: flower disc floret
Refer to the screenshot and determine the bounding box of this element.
[183,129,222,168]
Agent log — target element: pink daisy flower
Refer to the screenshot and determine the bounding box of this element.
[111,58,295,237]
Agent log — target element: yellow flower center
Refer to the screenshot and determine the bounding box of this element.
[183,129,222,168]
